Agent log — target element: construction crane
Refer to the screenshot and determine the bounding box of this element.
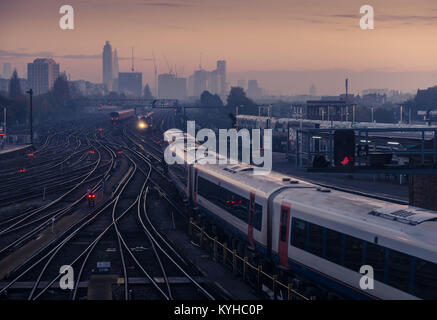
[162,53,172,74]
[152,50,158,97]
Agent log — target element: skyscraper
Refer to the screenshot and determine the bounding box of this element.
[27,58,60,95]
[112,49,119,91]
[2,63,12,79]
[216,60,226,96]
[102,41,113,91]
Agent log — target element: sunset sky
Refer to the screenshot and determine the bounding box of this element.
[2,0,437,94]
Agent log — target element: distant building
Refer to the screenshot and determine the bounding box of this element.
[193,69,208,97]
[0,78,9,94]
[119,72,142,97]
[247,80,262,99]
[112,49,119,92]
[207,70,220,94]
[158,73,186,99]
[102,41,113,92]
[217,60,226,96]
[306,100,349,121]
[27,58,60,95]
[360,93,387,107]
[2,63,11,79]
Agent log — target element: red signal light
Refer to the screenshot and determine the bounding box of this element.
[98,128,103,132]
[27,153,34,157]
[340,156,353,166]
[0,133,4,136]
[117,151,123,154]
[19,168,26,173]
[89,150,95,154]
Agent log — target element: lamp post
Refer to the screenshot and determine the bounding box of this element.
[26,88,33,145]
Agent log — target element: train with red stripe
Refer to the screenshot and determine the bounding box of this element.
[163,128,437,300]
[110,109,136,126]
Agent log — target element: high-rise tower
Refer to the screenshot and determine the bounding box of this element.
[112,49,119,91]
[216,60,226,96]
[102,41,113,92]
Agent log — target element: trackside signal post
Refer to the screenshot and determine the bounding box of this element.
[26,89,33,145]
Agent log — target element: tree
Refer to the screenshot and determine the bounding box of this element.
[52,73,70,101]
[143,84,154,99]
[226,87,256,114]
[200,90,223,107]
[9,69,21,98]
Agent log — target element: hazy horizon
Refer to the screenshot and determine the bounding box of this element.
[2,0,437,94]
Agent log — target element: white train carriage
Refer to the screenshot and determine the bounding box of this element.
[190,162,437,300]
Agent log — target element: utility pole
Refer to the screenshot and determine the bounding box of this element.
[3,106,6,142]
[26,89,33,145]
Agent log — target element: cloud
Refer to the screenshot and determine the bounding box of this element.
[323,13,437,23]
[0,50,152,61]
[60,54,101,59]
[0,50,54,58]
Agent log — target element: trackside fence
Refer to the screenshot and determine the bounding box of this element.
[188,218,309,300]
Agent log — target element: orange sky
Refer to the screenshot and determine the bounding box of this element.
[1,0,437,92]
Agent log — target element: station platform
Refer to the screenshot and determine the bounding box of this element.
[272,152,409,203]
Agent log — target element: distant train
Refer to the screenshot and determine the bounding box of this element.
[110,109,136,126]
[163,129,437,300]
[137,112,154,130]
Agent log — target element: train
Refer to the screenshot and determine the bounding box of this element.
[110,109,136,126]
[137,112,154,130]
[163,128,437,300]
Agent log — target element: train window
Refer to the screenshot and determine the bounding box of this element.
[279,210,288,242]
[344,236,364,271]
[197,177,259,228]
[364,242,385,282]
[414,259,437,300]
[325,228,342,264]
[198,177,223,208]
[307,223,323,257]
[291,218,306,250]
[387,250,411,293]
[226,193,248,223]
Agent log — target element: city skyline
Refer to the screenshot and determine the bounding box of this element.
[3,0,437,94]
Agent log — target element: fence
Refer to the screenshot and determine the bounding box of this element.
[188,218,309,300]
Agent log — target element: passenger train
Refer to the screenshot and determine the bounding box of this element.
[164,129,437,300]
[110,109,136,126]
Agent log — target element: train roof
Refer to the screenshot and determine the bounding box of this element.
[195,162,437,260]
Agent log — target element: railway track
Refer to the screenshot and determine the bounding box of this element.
[0,118,216,300]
